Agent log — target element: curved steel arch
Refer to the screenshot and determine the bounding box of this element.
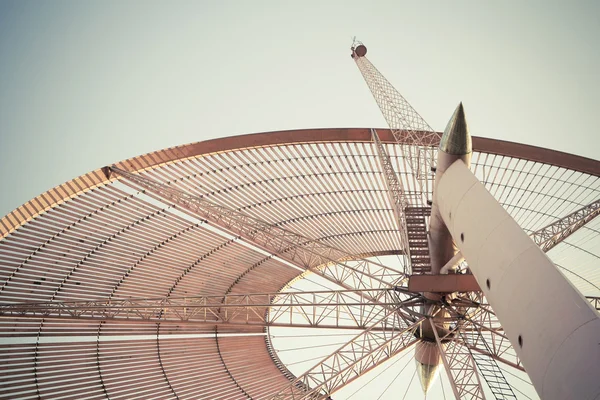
[2,128,598,239]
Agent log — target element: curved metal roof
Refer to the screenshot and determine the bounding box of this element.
[0,128,598,399]
[2,128,598,240]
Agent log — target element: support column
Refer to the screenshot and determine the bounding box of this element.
[436,159,600,400]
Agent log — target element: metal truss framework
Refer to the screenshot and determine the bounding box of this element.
[432,315,487,400]
[371,129,412,273]
[110,167,407,297]
[5,290,597,398]
[352,43,440,206]
[353,41,599,399]
[464,302,524,371]
[0,127,598,400]
[269,311,424,399]
[2,291,597,327]
[0,289,424,331]
[7,290,586,399]
[531,197,600,252]
[441,299,527,400]
[460,327,517,399]
[439,296,519,400]
[12,283,592,399]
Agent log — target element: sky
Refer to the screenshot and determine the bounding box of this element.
[1,1,599,218]
[0,1,598,398]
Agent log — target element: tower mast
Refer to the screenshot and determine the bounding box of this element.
[351,41,484,398]
[351,41,440,207]
[352,41,600,400]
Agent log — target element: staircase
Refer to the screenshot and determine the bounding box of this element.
[404,207,431,274]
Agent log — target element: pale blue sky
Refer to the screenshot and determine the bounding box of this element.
[1,2,598,398]
[1,1,599,217]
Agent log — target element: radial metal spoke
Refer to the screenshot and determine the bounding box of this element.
[530,197,600,252]
[269,311,424,400]
[0,289,426,331]
[457,298,524,372]
[432,317,487,400]
[408,276,600,311]
[110,166,407,298]
[455,312,517,399]
[371,129,412,274]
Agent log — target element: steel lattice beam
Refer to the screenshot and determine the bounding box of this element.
[432,317,487,400]
[352,44,440,206]
[12,290,593,333]
[455,308,517,399]
[0,289,426,330]
[110,167,407,300]
[531,198,600,252]
[456,297,524,372]
[371,129,412,273]
[269,311,424,399]
[107,164,421,335]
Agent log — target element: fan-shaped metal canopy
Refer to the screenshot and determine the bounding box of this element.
[1,128,598,399]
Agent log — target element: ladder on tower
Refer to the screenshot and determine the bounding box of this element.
[460,329,518,399]
[405,207,431,274]
[470,352,517,399]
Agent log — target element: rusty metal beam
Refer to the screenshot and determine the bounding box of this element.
[408,274,481,293]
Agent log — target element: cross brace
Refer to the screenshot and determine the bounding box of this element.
[109,167,407,299]
[269,311,424,399]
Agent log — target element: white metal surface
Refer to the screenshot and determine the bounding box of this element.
[437,159,600,400]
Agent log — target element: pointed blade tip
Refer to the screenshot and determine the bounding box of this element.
[439,102,471,155]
